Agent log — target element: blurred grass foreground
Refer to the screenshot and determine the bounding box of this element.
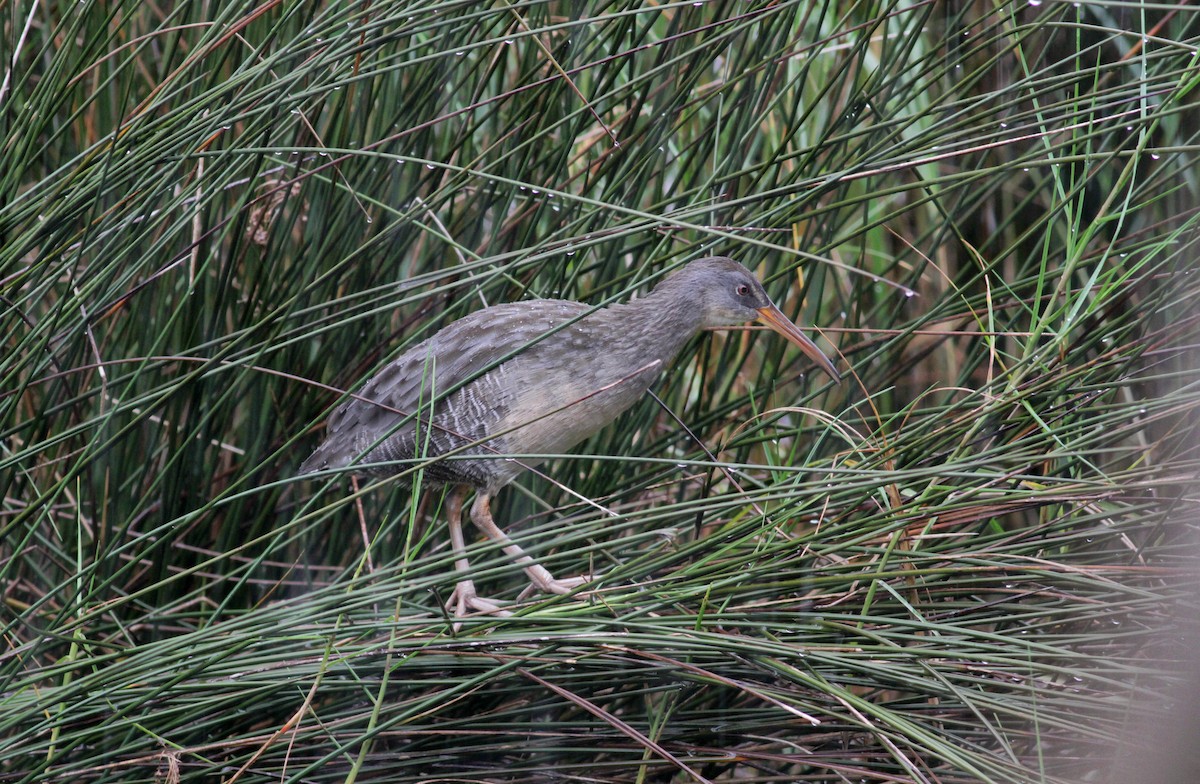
[2,2,1199,783]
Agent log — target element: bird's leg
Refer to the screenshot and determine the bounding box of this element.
[469,494,593,597]
[445,485,509,621]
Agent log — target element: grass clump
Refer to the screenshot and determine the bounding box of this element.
[2,2,1198,782]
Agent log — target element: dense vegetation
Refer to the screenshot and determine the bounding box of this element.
[2,2,1198,782]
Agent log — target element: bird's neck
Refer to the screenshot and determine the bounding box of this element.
[605,283,708,370]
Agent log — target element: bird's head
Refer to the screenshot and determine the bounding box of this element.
[665,257,841,382]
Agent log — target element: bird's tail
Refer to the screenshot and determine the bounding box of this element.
[297,444,333,475]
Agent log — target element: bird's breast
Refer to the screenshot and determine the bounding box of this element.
[481,343,664,460]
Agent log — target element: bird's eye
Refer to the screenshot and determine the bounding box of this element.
[736,284,751,297]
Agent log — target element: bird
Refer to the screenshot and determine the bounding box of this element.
[299,256,840,620]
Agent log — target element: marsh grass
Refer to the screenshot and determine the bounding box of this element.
[2,2,1198,782]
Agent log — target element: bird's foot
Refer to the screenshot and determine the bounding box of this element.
[446,579,511,627]
[518,571,597,600]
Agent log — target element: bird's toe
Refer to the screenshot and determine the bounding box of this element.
[518,573,597,600]
[447,579,510,623]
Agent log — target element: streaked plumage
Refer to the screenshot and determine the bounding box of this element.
[301,256,839,620]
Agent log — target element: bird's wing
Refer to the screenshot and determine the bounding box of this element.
[301,299,591,472]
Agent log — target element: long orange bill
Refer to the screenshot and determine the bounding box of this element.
[756,304,841,382]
